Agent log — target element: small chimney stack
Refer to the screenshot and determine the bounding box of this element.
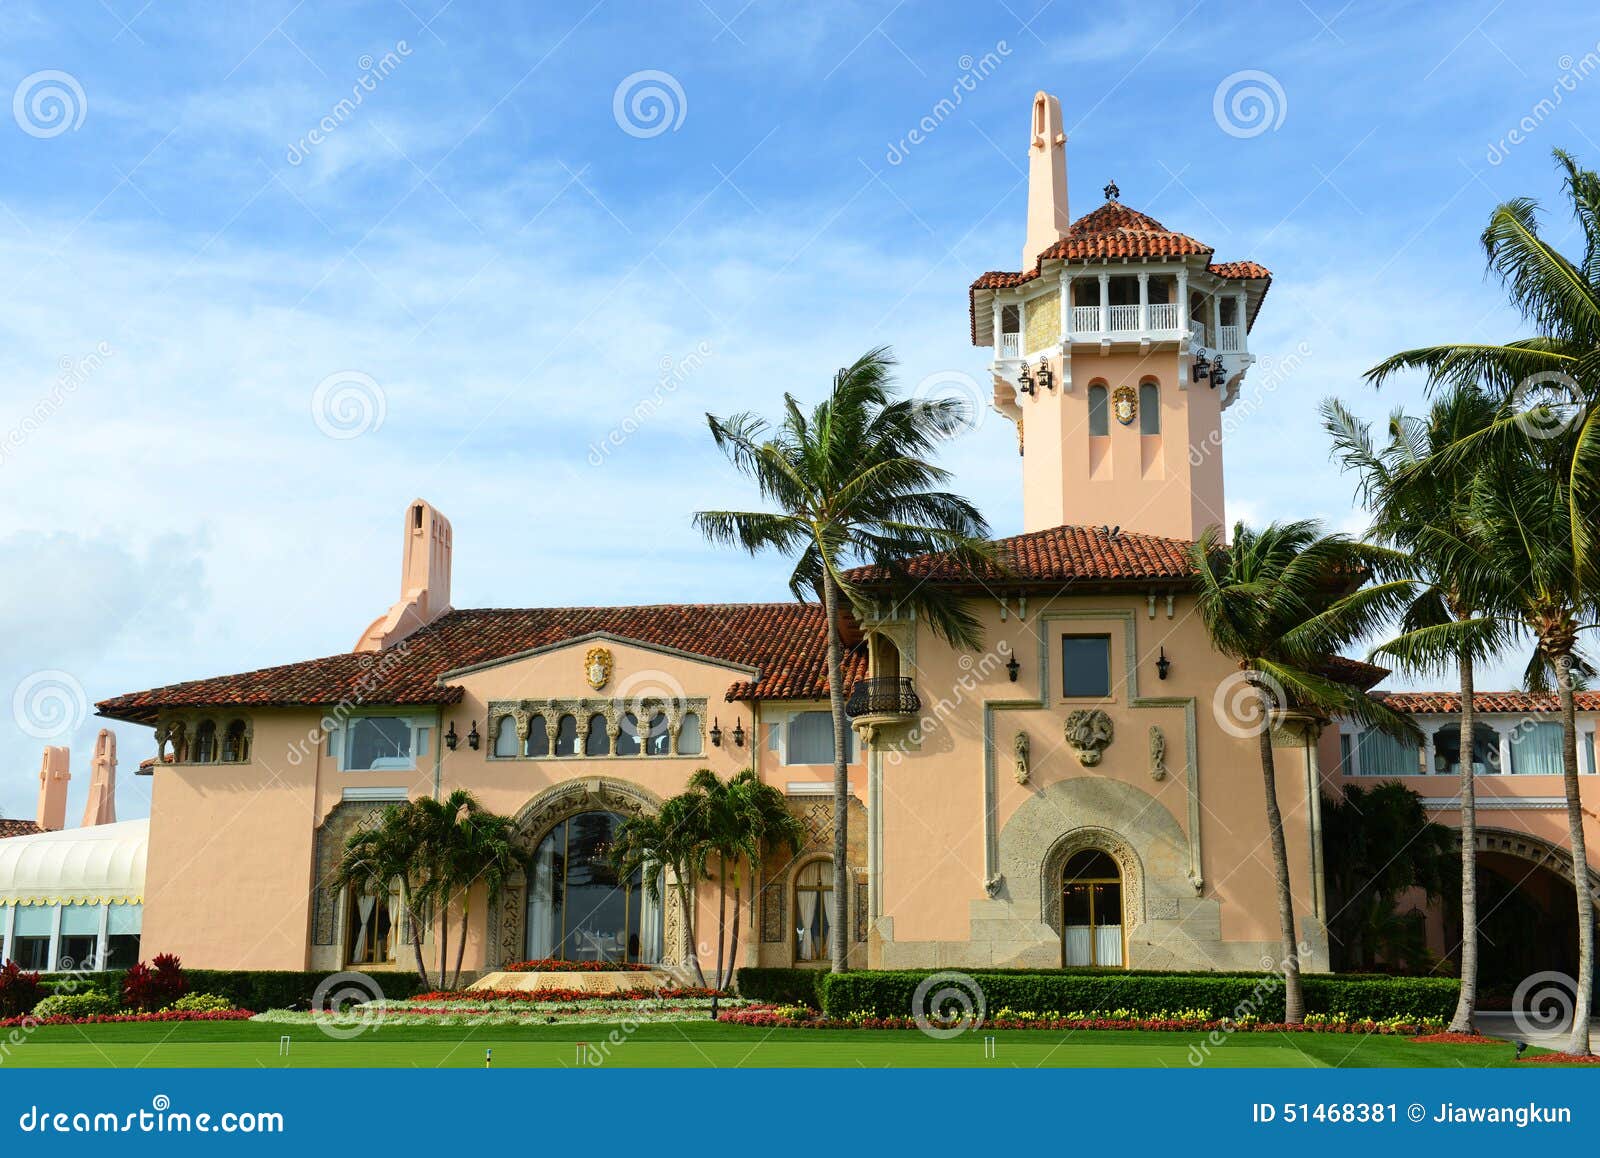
[1022,92,1070,268]
[36,746,70,831]
[353,499,454,652]
[81,728,117,827]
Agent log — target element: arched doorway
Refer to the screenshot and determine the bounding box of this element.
[1062,849,1124,967]
[525,810,663,964]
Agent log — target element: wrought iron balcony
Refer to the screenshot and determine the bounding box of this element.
[845,677,921,719]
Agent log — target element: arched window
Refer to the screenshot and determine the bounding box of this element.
[677,711,703,755]
[1139,382,1160,434]
[346,883,395,966]
[553,714,578,757]
[1087,384,1109,437]
[493,716,519,758]
[584,713,611,757]
[1431,723,1501,776]
[526,715,550,758]
[615,713,641,756]
[222,719,249,763]
[526,810,662,963]
[794,859,834,963]
[1061,849,1123,967]
[193,720,218,763]
[644,712,670,756]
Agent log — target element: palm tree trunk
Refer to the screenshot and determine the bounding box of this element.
[820,569,850,974]
[1449,644,1479,1033]
[453,894,470,991]
[713,864,727,992]
[725,873,742,990]
[678,878,706,987]
[1256,687,1303,1023]
[402,879,432,990]
[1556,654,1594,1056]
[437,900,449,986]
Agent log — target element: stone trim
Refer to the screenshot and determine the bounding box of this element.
[1040,824,1145,932]
[486,697,708,759]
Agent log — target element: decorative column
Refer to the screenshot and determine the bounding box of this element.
[991,297,1003,355]
[1210,293,1221,348]
[1176,266,1189,334]
[1235,291,1249,351]
[1059,270,1072,344]
[1,906,12,968]
[46,905,62,972]
[95,905,109,970]
[1097,271,1110,334]
[1137,271,1150,333]
[1422,727,1437,776]
[1497,725,1514,776]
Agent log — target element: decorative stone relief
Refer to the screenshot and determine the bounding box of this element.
[487,696,708,759]
[1013,730,1031,784]
[310,801,389,946]
[1148,897,1179,920]
[759,884,784,943]
[1063,708,1114,766]
[1149,725,1167,781]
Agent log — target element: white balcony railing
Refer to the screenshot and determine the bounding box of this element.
[1107,304,1140,332]
[1071,305,1099,334]
[999,333,1019,358]
[1218,324,1244,352]
[1149,302,1180,330]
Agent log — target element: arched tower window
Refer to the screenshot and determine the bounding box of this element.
[222,719,250,763]
[1087,384,1109,437]
[615,713,641,757]
[553,714,578,757]
[493,717,519,757]
[193,720,218,764]
[1139,382,1160,435]
[584,713,611,757]
[644,712,670,756]
[677,712,703,755]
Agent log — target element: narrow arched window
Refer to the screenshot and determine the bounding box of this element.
[193,720,218,763]
[615,713,641,756]
[493,716,519,758]
[1087,384,1109,437]
[584,713,611,756]
[526,715,550,757]
[222,719,249,763]
[1139,382,1160,434]
[553,714,578,757]
[644,712,670,756]
[677,711,703,755]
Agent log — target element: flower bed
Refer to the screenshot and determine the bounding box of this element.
[502,959,655,973]
[414,987,720,1003]
[254,990,751,1028]
[1407,1032,1503,1045]
[2,1009,255,1028]
[716,1004,1446,1036]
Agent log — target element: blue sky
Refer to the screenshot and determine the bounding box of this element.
[2,0,1598,822]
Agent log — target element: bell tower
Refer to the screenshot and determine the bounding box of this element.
[970,92,1270,543]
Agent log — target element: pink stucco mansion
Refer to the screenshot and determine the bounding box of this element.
[11,92,1593,986]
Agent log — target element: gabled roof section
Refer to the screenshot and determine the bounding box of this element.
[97,603,865,724]
[842,524,1197,587]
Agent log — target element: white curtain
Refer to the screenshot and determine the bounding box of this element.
[821,887,837,958]
[1095,925,1123,967]
[638,884,662,964]
[1063,926,1092,965]
[526,842,560,959]
[353,895,375,962]
[796,890,818,960]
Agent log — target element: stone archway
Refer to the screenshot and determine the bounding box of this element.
[487,778,664,969]
[1041,825,1145,935]
[1474,826,1600,903]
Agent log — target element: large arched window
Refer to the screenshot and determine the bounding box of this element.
[1062,850,1123,967]
[584,713,611,757]
[615,713,641,756]
[193,720,218,764]
[526,715,550,758]
[1087,384,1109,437]
[678,711,703,755]
[1138,382,1160,434]
[493,716,519,758]
[794,859,835,963]
[525,810,662,963]
[553,714,578,757]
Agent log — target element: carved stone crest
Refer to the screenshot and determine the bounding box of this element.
[1063,708,1114,766]
[584,646,613,691]
[1149,725,1167,781]
[1013,730,1031,785]
[1112,383,1137,426]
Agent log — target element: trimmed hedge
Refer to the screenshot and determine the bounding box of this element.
[42,969,426,1011]
[735,967,825,1007]
[817,970,1458,1022]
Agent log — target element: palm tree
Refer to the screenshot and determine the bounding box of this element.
[436,798,518,991]
[332,801,436,988]
[1323,387,1516,1031]
[1192,521,1417,1022]
[696,346,995,972]
[610,792,713,985]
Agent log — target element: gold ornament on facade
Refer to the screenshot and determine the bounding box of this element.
[1112,384,1137,426]
[584,646,613,691]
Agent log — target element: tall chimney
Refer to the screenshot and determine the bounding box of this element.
[36,746,69,831]
[81,728,117,827]
[353,499,454,652]
[1022,92,1070,268]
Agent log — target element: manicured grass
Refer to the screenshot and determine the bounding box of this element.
[1,1020,1531,1068]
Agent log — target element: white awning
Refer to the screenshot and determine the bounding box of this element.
[0,818,147,906]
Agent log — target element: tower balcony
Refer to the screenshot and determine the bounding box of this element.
[845,677,921,720]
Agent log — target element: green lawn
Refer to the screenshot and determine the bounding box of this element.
[1,1021,1529,1068]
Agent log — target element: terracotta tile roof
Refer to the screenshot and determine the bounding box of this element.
[0,819,43,839]
[1374,690,1600,714]
[842,524,1197,586]
[97,604,865,724]
[1319,655,1390,692]
[968,201,1271,344]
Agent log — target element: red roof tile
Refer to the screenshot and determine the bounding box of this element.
[1208,260,1271,280]
[0,819,43,839]
[1374,690,1600,714]
[843,524,1197,586]
[97,604,866,723]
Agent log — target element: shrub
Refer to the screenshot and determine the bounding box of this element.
[735,967,824,1007]
[178,969,428,1011]
[0,961,43,1018]
[163,992,233,1013]
[817,970,1459,1023]
[32,991,119,1020]
[122,954,188,1011]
